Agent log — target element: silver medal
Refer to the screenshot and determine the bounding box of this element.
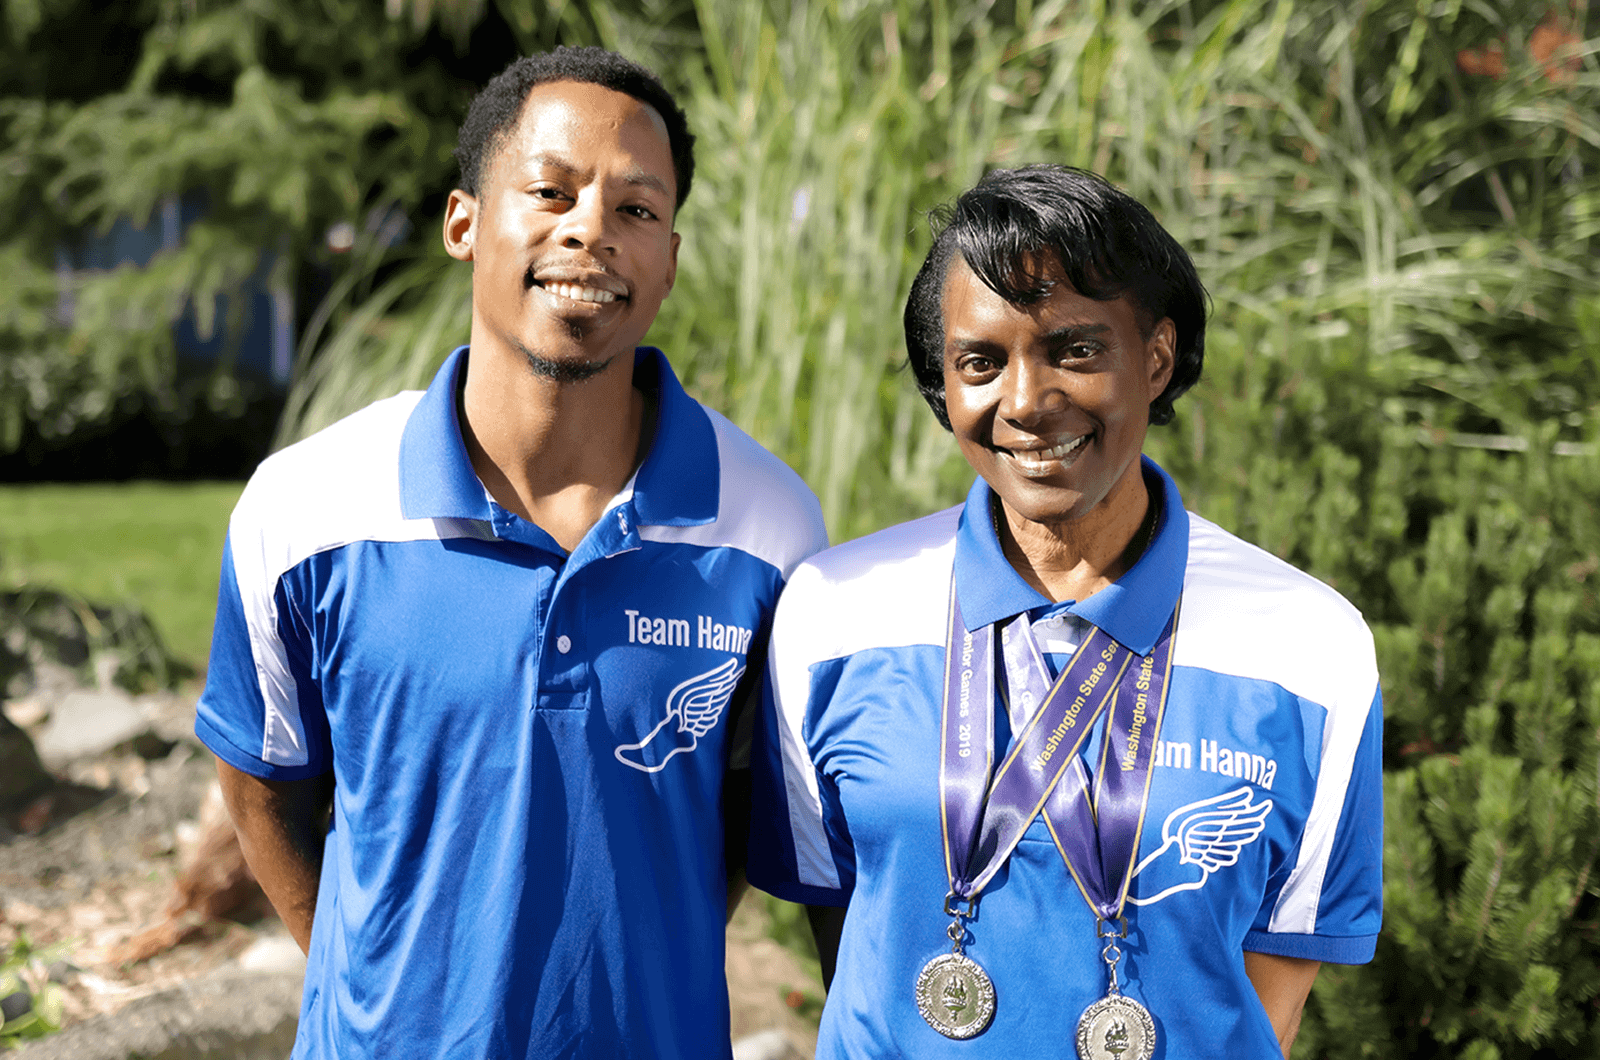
[914,952,996,1039]
[1075,993,1156,1060]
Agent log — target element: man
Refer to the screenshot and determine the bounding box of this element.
[197,47,826,1059]
[749,166,1381,1057]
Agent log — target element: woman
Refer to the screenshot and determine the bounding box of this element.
[748,166,1382,1059]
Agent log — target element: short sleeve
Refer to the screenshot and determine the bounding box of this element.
[194,531,330,780]
[747,592,856,907]
[1245,683,1384,964]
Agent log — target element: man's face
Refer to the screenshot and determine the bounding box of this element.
[940,254,1174,529]
[446,80,680,378]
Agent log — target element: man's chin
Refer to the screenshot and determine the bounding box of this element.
[513,338,616,383]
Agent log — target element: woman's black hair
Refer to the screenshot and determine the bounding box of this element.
[903,165,1207,428]
[455,46,695,211]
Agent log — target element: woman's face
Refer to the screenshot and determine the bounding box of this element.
[940,255,1175,531]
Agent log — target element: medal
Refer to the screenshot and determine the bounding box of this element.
[1074,916,1155,1060]
[930,560,1180,1043]
[1077,995,1156,1060]
[914,952,996,1040]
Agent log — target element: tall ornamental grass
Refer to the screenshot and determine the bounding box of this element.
[275,3,1598,1055]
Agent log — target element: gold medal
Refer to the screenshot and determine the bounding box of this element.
[914,952,996,1039]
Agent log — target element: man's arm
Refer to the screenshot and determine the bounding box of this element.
[216,759,335,955]
[1244,951,1320,1057]
[806,904,846,992]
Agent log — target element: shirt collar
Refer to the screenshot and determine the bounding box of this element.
[399,346,489,521]
[399,345,718,527]
[952,455,1189,654]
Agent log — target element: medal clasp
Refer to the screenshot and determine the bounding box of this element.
[943,892,980,920]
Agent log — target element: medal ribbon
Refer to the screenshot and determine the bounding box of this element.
[939,579,1180,919]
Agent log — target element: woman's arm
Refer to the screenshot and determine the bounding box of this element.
[1243,951,1321,1057]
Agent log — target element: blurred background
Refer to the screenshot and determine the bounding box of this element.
[1,1,1597,1057]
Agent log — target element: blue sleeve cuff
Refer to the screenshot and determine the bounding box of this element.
[195,711,330,782]
[1242,928,1377,965]
[746,868,851,909]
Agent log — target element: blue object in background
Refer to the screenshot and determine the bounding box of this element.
[55,190,293,391]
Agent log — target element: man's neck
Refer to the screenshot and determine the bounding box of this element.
[997,469,1157,605]
[458,344,650,553]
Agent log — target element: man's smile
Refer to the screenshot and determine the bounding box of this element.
[524,264,630,307]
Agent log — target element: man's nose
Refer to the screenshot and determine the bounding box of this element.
[555,192,615,254]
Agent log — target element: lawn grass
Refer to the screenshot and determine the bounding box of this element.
[0,481,244,671]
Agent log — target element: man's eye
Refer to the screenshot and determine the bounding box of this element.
[622,205,657,220]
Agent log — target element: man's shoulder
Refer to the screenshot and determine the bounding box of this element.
[240,392,421,508]
[644,403,828,581]
[227,391,427,571]
[773,506,961,665]
[700,406,822,521]
[1178,510,1377,707]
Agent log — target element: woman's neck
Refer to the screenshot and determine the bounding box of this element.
[996,472,1159,604]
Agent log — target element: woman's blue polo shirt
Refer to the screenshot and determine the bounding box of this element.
[750,459,1383,1058]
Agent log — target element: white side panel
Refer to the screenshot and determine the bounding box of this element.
[227,391,492,767]
[1172,512,1379,936]
[764,510,960,888]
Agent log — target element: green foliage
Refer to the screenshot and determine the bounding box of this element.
[0,933,68,1049]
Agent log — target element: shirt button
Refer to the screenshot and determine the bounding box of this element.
[556,635,572,654]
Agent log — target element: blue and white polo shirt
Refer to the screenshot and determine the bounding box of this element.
[750,458,1382,1058]
[198,346,827,1060]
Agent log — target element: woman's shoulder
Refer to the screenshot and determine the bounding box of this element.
[773,506,962,662]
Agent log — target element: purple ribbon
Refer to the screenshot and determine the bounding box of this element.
[940,581,1179,921]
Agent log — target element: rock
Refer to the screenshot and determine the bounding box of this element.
[733,1028,811,1060]
[237,935,306,975]
[10,971,303,1060]
[4,696,50,729]
[0,710,52,811]
[1,989,31,1023]
[34,690,147,767]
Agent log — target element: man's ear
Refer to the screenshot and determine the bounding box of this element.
[443,189,478,262]
[665,230,681,293]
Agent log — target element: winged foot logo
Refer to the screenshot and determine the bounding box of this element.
[1126,786,1274,906]
[615,657,746,773]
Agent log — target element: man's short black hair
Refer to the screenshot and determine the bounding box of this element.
[903,164,1207,429]
[455,46,695,211]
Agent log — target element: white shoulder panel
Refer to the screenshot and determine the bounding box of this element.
[639,407,827,580]
[777,506,959,667]
[765,508,959,890]
[1173,511,1376,708]
[1171,512,1379,937]
[227,391,490,766]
